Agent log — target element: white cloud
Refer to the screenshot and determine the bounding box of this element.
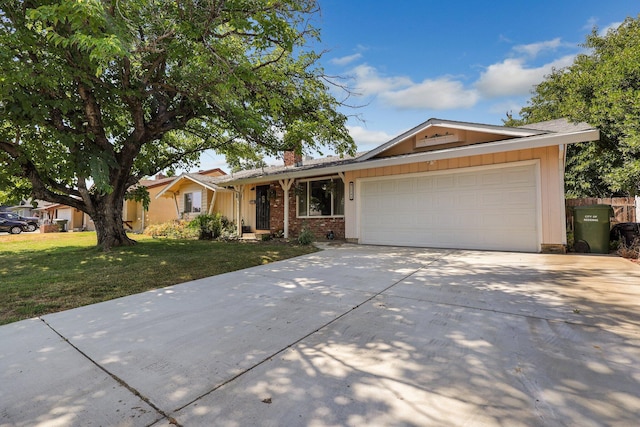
[584,17,623,36]
[346,37,577,112]
[330,53,363,66]
[351,64,413,96]
[513,38,563,58]
[349,65,478,110]
[382,77,479,110]
[347,125,393,149]
[599,21,623,36]
[475,55,574,98]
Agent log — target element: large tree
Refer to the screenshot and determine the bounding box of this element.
[505,15,640,197]
[0,0,354,249]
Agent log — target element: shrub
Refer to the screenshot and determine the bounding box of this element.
[617,237,640,259]
[188,213,236,240]
[297,227,315,245]
[144,220,198,239]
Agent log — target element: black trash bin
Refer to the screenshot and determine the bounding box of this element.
[610,222,640,246]
[573,205,613,254]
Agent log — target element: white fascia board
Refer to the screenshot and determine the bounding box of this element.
[426,119,541,136]
[221,129,599,186]
[185,175,233,193]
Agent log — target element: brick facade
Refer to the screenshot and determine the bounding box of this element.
[268,182,345,240]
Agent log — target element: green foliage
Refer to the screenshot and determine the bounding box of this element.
[510,15,640,196]
[297,227,315,245]
[144,221,198,240]
[124,186,151,211]
[0,0,355,249]
[188,213,235,240]
[226,148,269,172]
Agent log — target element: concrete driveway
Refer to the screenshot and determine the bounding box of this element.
[2,244,640,426]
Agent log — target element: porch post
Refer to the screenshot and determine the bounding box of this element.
[234,185,244,236]
[208,191,217,215]
[278,178,294,238]
[172,193,180,218]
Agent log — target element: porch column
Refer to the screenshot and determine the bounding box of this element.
[278,178,294,238]
[233,185,244,236]
[172,193,180,218]
[207,191,217,215]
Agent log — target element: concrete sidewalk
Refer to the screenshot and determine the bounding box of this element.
[2,244,640,426]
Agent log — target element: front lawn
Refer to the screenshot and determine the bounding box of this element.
[0,232,318,325]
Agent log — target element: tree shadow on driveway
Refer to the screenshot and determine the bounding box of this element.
[171,250,640,426]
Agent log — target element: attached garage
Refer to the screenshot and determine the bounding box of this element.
[359,161,540,252]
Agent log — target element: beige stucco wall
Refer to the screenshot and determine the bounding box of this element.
[344,146,564,249]
[126,185,178,232]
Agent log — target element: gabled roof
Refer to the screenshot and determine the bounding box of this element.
[357,118,547,161]
[155,173,232,199]
[174,118,598,187]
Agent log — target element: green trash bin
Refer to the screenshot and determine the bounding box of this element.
[573,205,613,254]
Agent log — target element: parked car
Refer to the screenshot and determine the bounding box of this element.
[0,218,28,234]
[0,212,39,232]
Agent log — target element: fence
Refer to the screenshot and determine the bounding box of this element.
[566,197,637,231]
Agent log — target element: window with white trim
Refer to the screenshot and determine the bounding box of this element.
[297,177,344,217]
[184,191,202,213]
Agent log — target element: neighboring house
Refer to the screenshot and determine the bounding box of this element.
[124,173,180,232]
[154,117,597,253]
[3,199,47,219]
[127,168,228,232]
[35,202,94,231]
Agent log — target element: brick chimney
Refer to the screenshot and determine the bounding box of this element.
[284,150,303,167]
[155,173,166,180]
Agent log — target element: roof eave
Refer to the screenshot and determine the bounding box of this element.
[220,129,598,186]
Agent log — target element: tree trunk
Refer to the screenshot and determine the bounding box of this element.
[92,194,136,251]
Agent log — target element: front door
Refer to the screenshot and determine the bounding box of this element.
[256,185,270,230]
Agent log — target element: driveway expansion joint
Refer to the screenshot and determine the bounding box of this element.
[170,250,454,416]
[38,317,177,427]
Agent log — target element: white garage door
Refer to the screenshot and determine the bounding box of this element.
[56,208,73,222]
[359,163,540,252]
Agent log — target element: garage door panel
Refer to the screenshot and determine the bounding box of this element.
[435,175,456,189]
[360,164,539,252]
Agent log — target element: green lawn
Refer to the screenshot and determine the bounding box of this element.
[0,232,318,325]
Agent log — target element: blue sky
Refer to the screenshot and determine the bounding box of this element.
[195,0,640,171]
